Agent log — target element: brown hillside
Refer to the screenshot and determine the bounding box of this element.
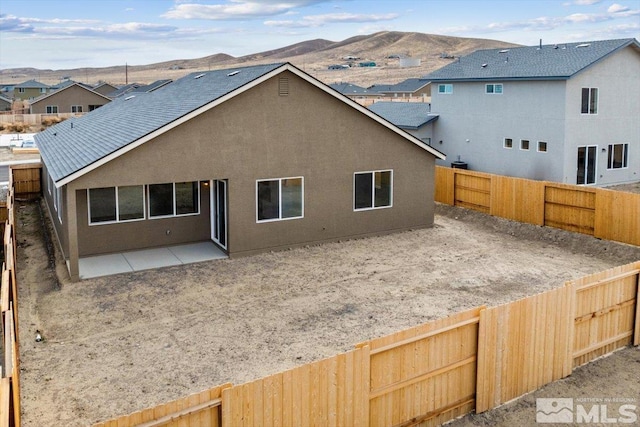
[0,31,519,88]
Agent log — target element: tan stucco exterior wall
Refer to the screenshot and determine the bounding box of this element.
[30,85,110,114]
[63,70,436,278]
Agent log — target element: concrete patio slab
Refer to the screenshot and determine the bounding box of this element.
[78,241,227,279]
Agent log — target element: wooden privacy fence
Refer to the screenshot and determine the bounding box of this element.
[8,165,41,201]
[95,261,640,427]
[0,182,21,427]
[0,113,78,125]
[434,166,640,246]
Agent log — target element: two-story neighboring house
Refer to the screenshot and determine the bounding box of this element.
[424,38,640,186]
[29,82,111,114]
[13,79,51,101]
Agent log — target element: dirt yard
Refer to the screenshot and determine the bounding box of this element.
[15,200,640,426]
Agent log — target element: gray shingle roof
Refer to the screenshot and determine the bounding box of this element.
[36,63,285,183]
[329,82,380,95]
[424,38,639,81]
[132,79,173,93]
[373,78,430,93]
[368,102,437,130]
[15,79,50,89]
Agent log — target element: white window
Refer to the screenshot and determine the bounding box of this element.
[538,141,548,153]
[437,84,453,94]
[504,138,513,149]
[148,182,199,218]
[18,88,25,93]
[40,88,47,93]
[486,83,503,94]
[354,170,393,211]
[71,105,83,113]
[581,87,598,114]
[256,177,304,222]
[607,143,628,169]
[520,139,530,150]
[88,185,145,224]
[46,105,58,114]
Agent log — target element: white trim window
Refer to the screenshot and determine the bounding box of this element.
[256,177,304,222]
[504,138,513,149]
[71,105,83,113]
[485,83,503,94]
[520,139,530,151]
[46,105,58,114]
[148,182,200,219]
[538,141,548,153]
[607,143,628,169]
[581,87,598,114]
[88,185,145,224]
[437,84,453,94]
[354,170,393,211]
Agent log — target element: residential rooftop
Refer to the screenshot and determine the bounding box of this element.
[424,38,640,81]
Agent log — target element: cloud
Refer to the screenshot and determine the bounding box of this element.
[440,3,639,36]
[162,0,326,20]
[608,3,632,14]
[573,0,602,5]
[265,12,399,28]
[0,14,34,32]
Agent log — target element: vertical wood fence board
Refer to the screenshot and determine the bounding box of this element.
[490,176,544,225]
[434,166,455,205]
[0,378,10,427]
[544,184,596,235]
[453,172,491,213]
[594,189,640,246]
[476,285,573,413]
[635,272,640,346]
[572,262,639,367]
[365,308,481,427]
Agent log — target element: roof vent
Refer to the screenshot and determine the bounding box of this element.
[576,43,591,48]
[194,73,206,79]
[481,63,488,68]
[124,95,135,100]
[279,77,289,96]
[498,49,509,53]
[227,70,241,76]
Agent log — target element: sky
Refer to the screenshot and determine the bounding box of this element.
[0,0,639,70]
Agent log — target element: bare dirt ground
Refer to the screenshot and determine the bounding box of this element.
[15,200,640,426]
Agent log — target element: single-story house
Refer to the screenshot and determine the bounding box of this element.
[29,83,111,114]
[369,78,431,100]
[36,62,445,281]
[368,102,438,147]
[328,82,384,103]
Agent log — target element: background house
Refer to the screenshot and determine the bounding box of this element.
[0,95,11,111]
[36,62,444,281]
[424,38,640,186]
[13,79,51,101]
[92,82,118,96]
[368,102,438,147]
[29,83,111,114]
[369,78,431,101]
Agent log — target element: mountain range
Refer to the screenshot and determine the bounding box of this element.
[0,31,519,88]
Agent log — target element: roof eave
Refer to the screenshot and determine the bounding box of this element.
[55,62,445,186]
